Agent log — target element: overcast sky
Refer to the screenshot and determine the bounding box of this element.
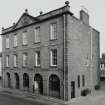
[0,0,104,56]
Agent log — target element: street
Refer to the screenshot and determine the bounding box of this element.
[0,79,64,105]
[0,92,47,105]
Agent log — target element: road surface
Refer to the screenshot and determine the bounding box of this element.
[0,92,47,105]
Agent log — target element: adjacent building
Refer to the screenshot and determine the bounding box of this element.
[1,1,100,101]
[100,53,105,80]
[0,52,2,77]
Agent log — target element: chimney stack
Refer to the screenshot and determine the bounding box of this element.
[102,53,105,59]
[80,7,89,25]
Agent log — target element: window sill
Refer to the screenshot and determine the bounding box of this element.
[22,44,28,46]
[34,66,41,68]
[5,67,10,69]
[5,66,10,68]
[6,48,9,49]
[49,38,57,41]
[50,65,57,68]
[13,66,18,68]
[13,46,18,48]
[22,66,28,68]
[34,41,41,44]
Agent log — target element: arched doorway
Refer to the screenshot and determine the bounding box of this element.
[6,72,11,88]
[23,73,29,90]
[34,74,43,94]
[14,73,19,89]
[49,74,60,98]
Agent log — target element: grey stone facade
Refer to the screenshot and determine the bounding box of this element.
[1,2,100,101]
[100,54,105,80]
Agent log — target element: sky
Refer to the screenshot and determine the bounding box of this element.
[0,0,104,56]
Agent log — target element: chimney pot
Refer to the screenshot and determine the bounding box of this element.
[25,9,28,14]
[2,27,4,30]
[65,1,69,6]
[39,11,43,15]
[13,22,15,26]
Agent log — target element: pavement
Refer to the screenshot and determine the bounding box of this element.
[66,81,105,105]
[0,87,102,105]
[1,81,105,105]
[0,87,66,105]
[0,79,65,105]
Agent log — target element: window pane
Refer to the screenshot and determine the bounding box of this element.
[34,27,40,43]
[50,23,57,40]
[14,35,17,47]
[6,37,9,48]
[50,49,57,66]
[35,51,40,66]
[6,55,9,67]
[14,55,17,67]
[100,64,102,68]
[82,75,85,87]
[23,54,27,66]
[77,75,80,88]
[22,32,27,45]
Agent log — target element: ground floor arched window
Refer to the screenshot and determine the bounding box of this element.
[34,74,43,94]
[14,73,19,89]
[6,72,11,88]
[49,74,60,98]
[23,73,29,89]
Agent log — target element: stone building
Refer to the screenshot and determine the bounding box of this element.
[0,52,2,77]
[100,54,105,80]
[1,1,100,101]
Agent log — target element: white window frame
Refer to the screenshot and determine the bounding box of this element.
[34,27,40,43]
[35,51,40,67]
[22,32,27,45]
[102,64,104,68]
[14,55,17,67]
[50,23,57,40]
[14,35,17,47]
[6,37,9,48]
[50,49,57,66]
[23,53,28,66]
[6,55,9,67]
